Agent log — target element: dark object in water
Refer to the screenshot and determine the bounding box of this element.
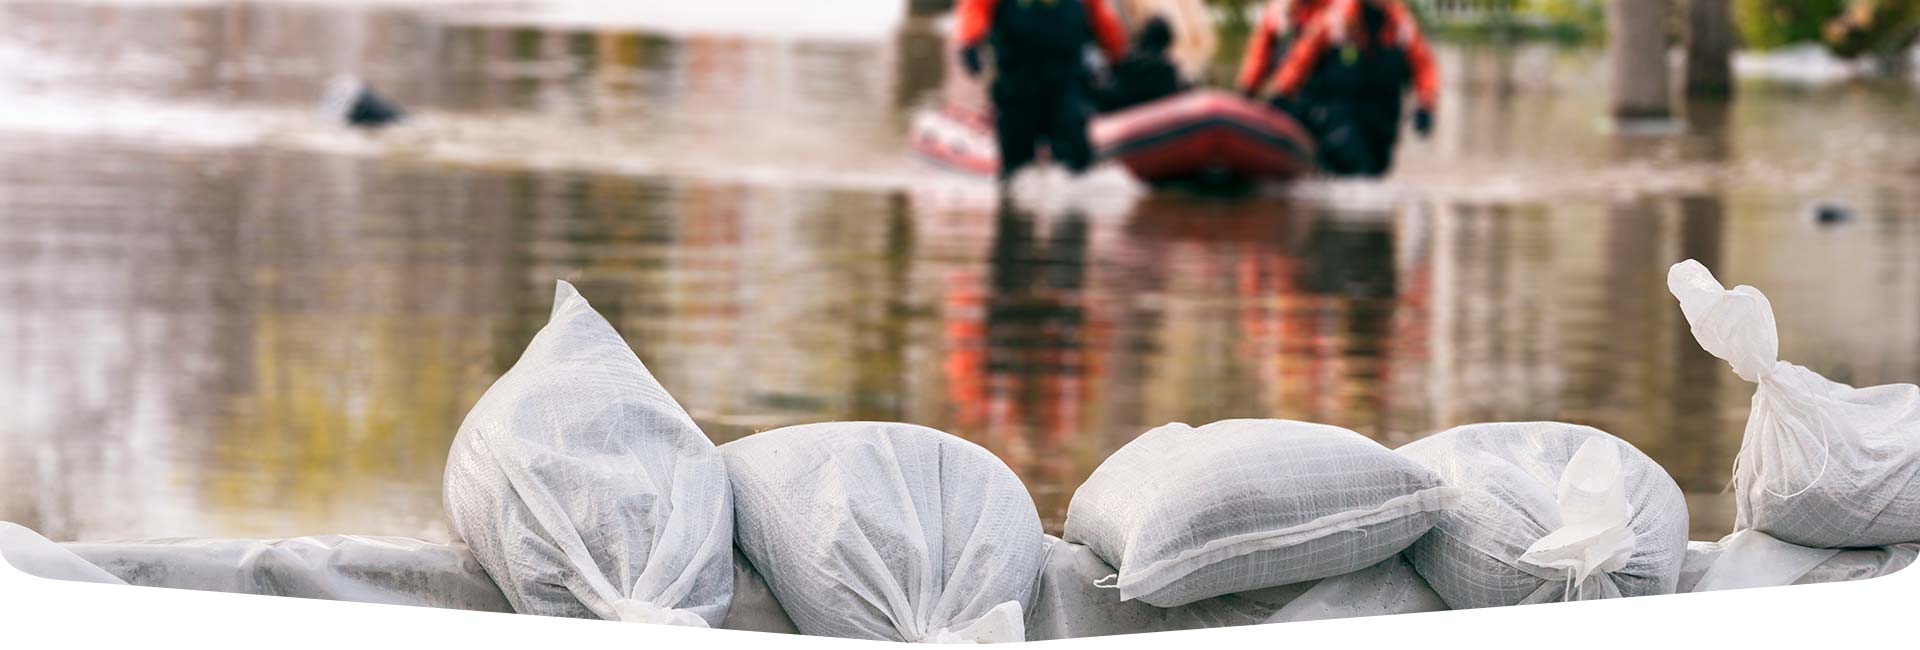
[321,76,405,129]
[1810,201,1855,226]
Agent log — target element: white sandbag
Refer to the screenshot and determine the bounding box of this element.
[443,281,732,625]
[1064,419,1456,608]
[1668,260,1920,548]
[722,421,1042,642]
[1397,422,1689,608]
[58,535,511,612]
[721,547,800,634]
[1678,530,1918,593]
[1024,535,1314,640]
[0,522,127,585]
[1024,535,1447,640]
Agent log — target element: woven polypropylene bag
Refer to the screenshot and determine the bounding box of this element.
[442,281,732,626]
[1024,535,1446,640]
[1396,422,1688,609]
[1064,419,1457,608]
[1669,259,1920,548]
[1024,535,1314,640]
[721,421,1042,642]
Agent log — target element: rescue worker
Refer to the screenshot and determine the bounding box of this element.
[955,0,1130,181]
[1235,0,1333,99]
[1262,0,1437,176]
[1095,16,1187,113]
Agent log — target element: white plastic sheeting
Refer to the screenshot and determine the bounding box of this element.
[1024,536,1447,640]
[0,522,127,585]
[722,422,1043,643]
[59,535,511,612]
[1262,550,1450,624]
[48,531,797,632]
[1669,259,1920,548]
[443,281,733,625]
[1397,422,1689,608]
[1678,530,1918,593]
[1064,419,1455,608]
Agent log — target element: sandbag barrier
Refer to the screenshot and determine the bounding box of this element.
[5,262,1919,640]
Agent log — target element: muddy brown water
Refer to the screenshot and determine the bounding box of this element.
[2,1,1918,542]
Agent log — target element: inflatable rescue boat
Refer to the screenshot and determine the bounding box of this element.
[910,89,1317,183]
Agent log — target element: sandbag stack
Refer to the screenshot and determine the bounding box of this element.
[13,270,1920,642]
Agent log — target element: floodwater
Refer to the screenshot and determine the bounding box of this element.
[2,1,1918,543]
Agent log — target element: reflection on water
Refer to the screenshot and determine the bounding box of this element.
[2,2,1919,542]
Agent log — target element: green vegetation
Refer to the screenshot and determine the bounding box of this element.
[1734,0,1849,49]
[1412,0,1607,43]
[1824,0,1920,59]
[1206,0,1916,55]
[1204,0,1607,45]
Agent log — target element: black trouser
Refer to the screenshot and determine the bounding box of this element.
[1281,46,1412,177]
[993,77,1095,180]
[1293,94,1402,177]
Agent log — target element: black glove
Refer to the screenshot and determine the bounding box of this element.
[1413,107,1433,138]
[961,46,984,78]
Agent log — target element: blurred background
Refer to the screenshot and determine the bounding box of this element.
[1,0,1916,542]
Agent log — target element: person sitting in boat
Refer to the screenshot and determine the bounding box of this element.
[1115,0,1217,83]
[1094,15,1188,113]
[1236,0,1333,101]
[954,0,1130,181]
[1261,0,1437,176]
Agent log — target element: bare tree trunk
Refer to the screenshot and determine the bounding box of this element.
[1609,0,1673,120]
[1685,0,1735,97]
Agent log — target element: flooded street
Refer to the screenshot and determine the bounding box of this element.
[2,1,1918,543]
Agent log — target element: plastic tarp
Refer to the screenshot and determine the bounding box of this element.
[1064,419,1455,607]
[0,522,127,585]
[1025,535,1447,640]
[1397,422,1690,608]
[722,421,1043,643]
[443,281,733,625]
[60,535,512,612]
[46,531,798,631]
[1261,548,1450,624]
[1678,530,1918,593]
[1669,260,1920,548]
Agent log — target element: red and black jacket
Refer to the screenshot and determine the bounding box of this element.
[1265,0,1438,111]
[954,0,1129,89]
[1236,0,1334,94]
